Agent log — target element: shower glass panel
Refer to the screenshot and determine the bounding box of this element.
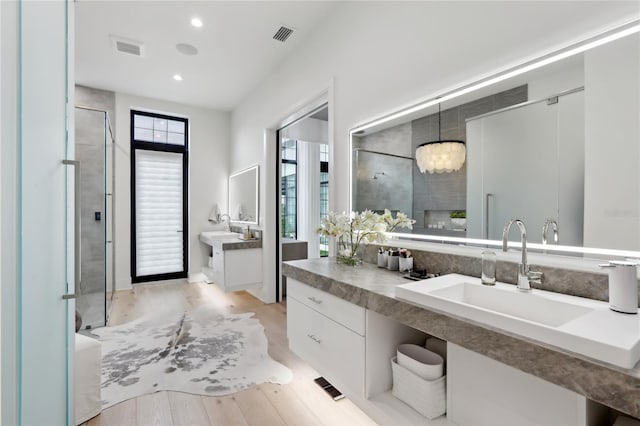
[105,116,115,320]
[75,106,115,329]
[353,149,413,216]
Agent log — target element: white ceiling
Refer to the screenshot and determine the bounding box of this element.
[75,1,340,111]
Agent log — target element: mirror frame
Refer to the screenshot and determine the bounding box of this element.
[349,19,640,260]
[228,165,260,226]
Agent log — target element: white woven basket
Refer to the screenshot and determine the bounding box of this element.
[391,356,446,420]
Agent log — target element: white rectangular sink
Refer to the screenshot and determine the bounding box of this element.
[429,282,593,327]
[199,231,241,245]
[396,274,640,369]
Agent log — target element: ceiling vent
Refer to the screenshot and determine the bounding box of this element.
[272,26,294,43]
[110,35,144,57]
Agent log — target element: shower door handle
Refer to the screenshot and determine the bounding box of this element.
[62,159,80,300]
[485,193,493,239]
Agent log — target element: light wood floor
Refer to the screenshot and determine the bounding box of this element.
[87,280,377,426]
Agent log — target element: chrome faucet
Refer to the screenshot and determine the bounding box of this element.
[542,219,559,245]
[219,213,232,231]
[502,219,542,292]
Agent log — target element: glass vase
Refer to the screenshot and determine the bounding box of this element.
[337,253,363,266]
[336,236,362,266]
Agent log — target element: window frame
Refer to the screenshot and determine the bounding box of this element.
[320,152,329,257]
[281,138,298,240]
[130,109,189,283]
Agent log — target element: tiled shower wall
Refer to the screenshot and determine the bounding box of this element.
[75,108,105,295]
[75,86,115,296]
[353,122,413,216]
[353,153,413,215]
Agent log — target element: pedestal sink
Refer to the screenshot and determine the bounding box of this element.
[396,274,640,369]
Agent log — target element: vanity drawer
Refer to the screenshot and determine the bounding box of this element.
[287,297,365,396]
[288,278,365,335]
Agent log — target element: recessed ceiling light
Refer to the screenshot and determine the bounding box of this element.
[176,43,198,56]
[191,18,203,28]
[173,74,183,81]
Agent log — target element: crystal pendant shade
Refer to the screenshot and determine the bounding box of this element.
[415,140,466,174]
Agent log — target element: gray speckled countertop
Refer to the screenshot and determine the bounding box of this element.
[202,237,262,250]
[219,238,262,250]
[282,258,640,418]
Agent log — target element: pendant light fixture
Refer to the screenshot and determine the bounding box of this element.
[415,104,466,174]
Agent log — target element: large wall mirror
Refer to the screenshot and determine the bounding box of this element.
[351,21,640,258]
[229,165,259,225]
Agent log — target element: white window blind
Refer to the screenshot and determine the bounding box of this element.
[135,150,184,276]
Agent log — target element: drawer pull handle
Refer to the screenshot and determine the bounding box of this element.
[308,296,323,304]
[307,334,321,344]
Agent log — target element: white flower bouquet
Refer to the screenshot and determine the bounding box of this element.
[380,209,415,233]
[316,209,414,265]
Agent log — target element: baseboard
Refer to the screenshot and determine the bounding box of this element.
[115,277,133,291]
[188,272,208,283]
[247,287,276,304]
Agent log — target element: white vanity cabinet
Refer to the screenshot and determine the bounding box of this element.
[283,259,631,425]
[287,278,366,396]
[204,244,262,292]
[285,272,612,426]
[287,278,429,425]
[447,343,608,426]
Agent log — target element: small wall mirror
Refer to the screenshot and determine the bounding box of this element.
[229,165,259,225]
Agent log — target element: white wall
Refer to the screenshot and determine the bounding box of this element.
[296,141,322,258]
[281,117,328,144]
[0,2,12,420]
[230,1,639,303]
[114,93,229,289]
[527,56,585,99]
[584,34,640,250]
[0,103,2,426]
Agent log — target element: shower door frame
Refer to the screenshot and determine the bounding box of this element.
[74,105,116,328]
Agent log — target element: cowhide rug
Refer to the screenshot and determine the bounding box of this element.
[92,304,293,408]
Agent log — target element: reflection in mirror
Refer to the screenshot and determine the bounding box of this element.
[352,24,640,256]
[466,87,585,248]
[229,165,259,224]
[354,150,413,218]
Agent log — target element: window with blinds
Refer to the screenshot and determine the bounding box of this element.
[135,150,184,276]
[131,110,188,282]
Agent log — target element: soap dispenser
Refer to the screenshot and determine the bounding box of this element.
[599,261,638,314]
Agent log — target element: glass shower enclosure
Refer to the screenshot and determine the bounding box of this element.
[74,106,115,329]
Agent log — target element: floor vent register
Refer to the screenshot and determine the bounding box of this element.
[314,377,345,401]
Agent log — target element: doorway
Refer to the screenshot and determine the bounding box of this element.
[276,105,329,300]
